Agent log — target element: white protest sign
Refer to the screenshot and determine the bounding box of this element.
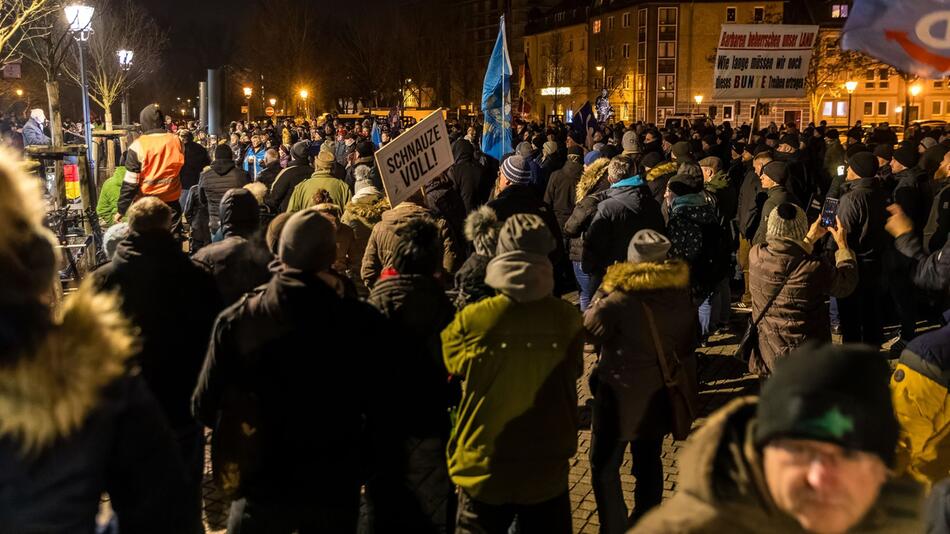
[713,24,818,99]
[375,109,454,206]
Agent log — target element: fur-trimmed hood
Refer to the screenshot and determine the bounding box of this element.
[575,157,610,202]
[0,281,137,452]
[646,161,678,182]
[599,260,690,294]
[343,194,390,224]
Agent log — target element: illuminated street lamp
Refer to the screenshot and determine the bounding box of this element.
[118,49,133,124]
[694,94,703,114]
[910,83,922,97]
[845,80,858,128]
[299,89,309,119]
[242,86,252,122]
[269,98,277,107]
[64,3,95,174]
[15,89,23,97]
[595,65,606,90]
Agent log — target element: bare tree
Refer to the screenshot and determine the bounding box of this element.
[0,0,56,66]
[805,31,879,123]
[541,31,573,120]
[18,0,72,146]
[63,0,166,129]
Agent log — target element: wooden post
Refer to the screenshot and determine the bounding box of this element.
[46,81,67,209]
[748,97,761,145]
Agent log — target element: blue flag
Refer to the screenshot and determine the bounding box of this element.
[571,101,597,149]
[481,15,513,162]
[843,0,950,77]
[371,121,382,148]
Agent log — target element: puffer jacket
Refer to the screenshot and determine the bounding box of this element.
[584,260,696,440]
[632,398,923,533]
[583,178,665,275]
[361,202,457,289]
[342,191,389,293]
[563,158,610,262]
[667,193,725,299]
[748,238,858,376]
[266,158,313,213]
[646,161,678,205]
[544,157,584,234]
[0,283,189,533]
[447,138,488,211]
[198,159,250,235]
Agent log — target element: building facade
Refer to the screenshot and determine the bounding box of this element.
[523,2,590,122]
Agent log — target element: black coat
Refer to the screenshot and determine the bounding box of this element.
[256,161,281,189]
[893,167,930,235]
[454,253,494,309]
[925,181,950,254]
[193,270,393,501]
[583,183,666,274]
[94,230,222,430]
[752,185,800,246]
[180,140,210,190]
[838,175,889,263]
[544,159,584,233]
[447,139,488,212]
[424,173,468,262]
[267,158,313,213]
[198,160,250,234]
[738,167,766,240]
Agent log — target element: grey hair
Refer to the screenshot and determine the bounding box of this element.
[607,157,632,182]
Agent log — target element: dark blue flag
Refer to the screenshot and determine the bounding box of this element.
[843,0,950,77]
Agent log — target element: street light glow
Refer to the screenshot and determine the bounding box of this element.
[117,49,134,69]
[595,65,604,72]
[895,105,903,113]
[299,89,308,99]
[15,89,23,97]
[910,83,922,97]
[694,95,704,105]
[64,4,94,36]
[269,98,277,106]
[844,80,858,93]
[243,87,252,97]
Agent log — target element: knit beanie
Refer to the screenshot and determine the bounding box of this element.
[667,173,703,196]
[583,150,602,166]
[671,141,692,161]
[622,131,640,153]
[766,203,808,242]
[873,144,893,161]
[501,155,533,184]
[391,217,442,275]
[920,137,938,151]
[848,151,879,178]
[356,140,375,158]
[214,143,233,161]
[494,213,555,256]
[486,213,556,302]
[699,156,722,173]
[291,140,310,160]
[353,165,374,192]
[761,161,788,186]
[779,133,799,149]
[102,222,131,260]
[542,141,558,158]
[627,229,671,263]
[315,151,335,170]
[464,205,501,257]
[278,207,337,272]
[516,141,535,158]
[755,343,899,467]
[893,145,919,169]
[641,151,664,170]
[567,145,584,158]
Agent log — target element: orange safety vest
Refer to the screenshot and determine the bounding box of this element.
[134,133,184,202]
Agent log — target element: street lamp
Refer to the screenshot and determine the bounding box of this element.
[595,65,606,90]
[64,3,95,177]
[844,80,857,128]
[117,49,133,125]
[299,89,309,119]
[242,86,252,122]
[15,89,23,97]
[694,94,703,114]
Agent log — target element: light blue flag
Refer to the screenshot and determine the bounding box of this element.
[843,0,950,77]
[371,121,382,148]
[481,15,513,162]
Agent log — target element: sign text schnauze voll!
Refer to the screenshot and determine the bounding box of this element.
[375,109,455,206]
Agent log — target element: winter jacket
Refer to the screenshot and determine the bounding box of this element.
[442,293,584,505]
[668,193,727,298]
[774,150,813,207]
[894,232,950,294]
[285,169,352,213]
[893,167,930,236]
[646,161,678,206]
[544,157,584,234]
[447,139,488,211]
[748,238,858,375]
[583,178,665,275]
[118,109,184,214]
[342,191,389,292]
[361,202,457,289]
[193,270,392,503]
[453,253,494,309]
[346,156,382,192]
[837,176,889,264]
[180,140,211,190]
[892,359,950,489]
[705,170,738,224]
[96,165,125,224]
[823,138,847,197]
[21,117,50,146]
[563,158,611,262]
[924,180,950,254]
[584,260,696,440]
[184,184,210,252]
[191,191,273,306]
[0,283,189,533]
[242,145,266,178]
[266,158,314,213]
[424,173,468,261]
[93,229,222,430]
[255,160,281,189]
[198,159,250,235]
[737,167,766,240]
[632,398,923,533]
[752,185,801,246]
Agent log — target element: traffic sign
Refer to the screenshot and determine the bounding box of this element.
[265,106,275,117]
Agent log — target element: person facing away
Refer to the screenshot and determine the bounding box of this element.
[633,343,922,534]
[198,143,251,237]
[442,213,584,534]
[0,148,189,533]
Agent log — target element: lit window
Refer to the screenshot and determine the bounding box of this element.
[831,4,849,18]
[593,19,601,33]
[836,101,847,117]
[726,7,736,22]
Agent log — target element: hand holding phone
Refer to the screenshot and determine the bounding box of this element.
[820,197,839,228]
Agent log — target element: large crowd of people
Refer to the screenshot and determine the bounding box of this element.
[3,101,950,534]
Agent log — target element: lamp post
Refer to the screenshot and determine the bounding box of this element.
[299,89,308,120]
[15,89,23,97]
[242,86,252,122]
[844,80,857,129]
[65,3,95,180]
[595,65,606,90]
[268,98,276,118]
[117,49,133,125]
[694,94,703,115]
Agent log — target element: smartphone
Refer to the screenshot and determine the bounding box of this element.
[820,197,839,228]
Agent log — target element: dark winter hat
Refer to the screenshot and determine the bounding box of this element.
[671,141,692,161]
[766,202,808,242]
[501,155,533,185]
[567,145,585,157]
[278,207,337,272]
[627,229,671,264]
[102,222,130,260]
[848,151,879,178]
[392,217,442,275]
[847,127,863,141]
[494,212,555,257]
[641,151,664,170]
[731,140,747,155]
[569,130,585,145]
[219,188,260,237]
[873,144,894,160]
[893,145,919,168]
[464,205,501,257]
[356,140,375,158]
[702,134,717,147]
[754,143,773,156]
[825,128,840,140]
[213,143,233,161]
[291,140,310,160]
[761,161,788,186]
[755,343,899,467]
[516,141,536,158]
[779,133,799,148]
[583,150,602,167]
[667,173,703,196]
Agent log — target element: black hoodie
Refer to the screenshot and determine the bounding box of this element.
[198,158,250,235]
[447,139,488,211]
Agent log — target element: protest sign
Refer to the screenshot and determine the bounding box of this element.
[713,24,818,99]
[375,108,454,206]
